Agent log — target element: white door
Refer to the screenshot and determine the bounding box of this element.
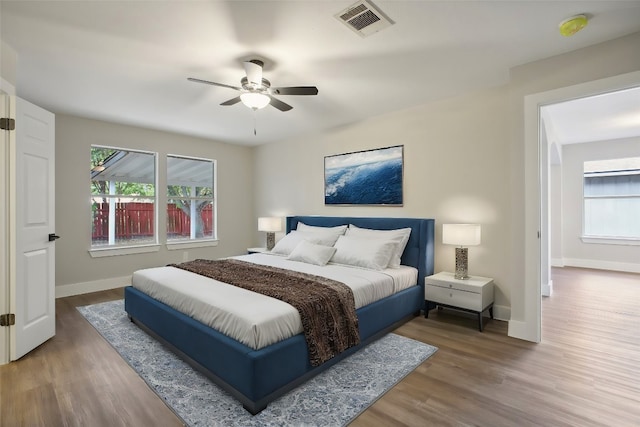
[8,96,56,360]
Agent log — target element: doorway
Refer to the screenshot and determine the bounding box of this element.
[521,70,640,343]
[541,85,640,291]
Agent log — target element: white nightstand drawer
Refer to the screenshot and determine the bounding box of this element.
[426,273,491,294]
[424,272,495,331]
[425,284,482,311]
[428,281,481,294]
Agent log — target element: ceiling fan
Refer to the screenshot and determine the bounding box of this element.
[188,59,318,112]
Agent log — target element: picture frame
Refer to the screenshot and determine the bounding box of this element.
[324,145,403,206]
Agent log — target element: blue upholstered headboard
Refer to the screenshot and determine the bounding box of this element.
[286,216,435,286]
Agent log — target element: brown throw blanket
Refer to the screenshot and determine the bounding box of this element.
[169,259,360,366]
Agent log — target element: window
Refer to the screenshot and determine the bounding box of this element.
[166,155,216,243]
[583,157,640,240]
[91,147,156,248]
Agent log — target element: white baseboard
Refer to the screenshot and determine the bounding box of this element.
[55,276,131,299]
[561,258,640,274]
[551,258,564,267]
[492,304,510,322]
[508,319,540,343]
[541,279,553,297]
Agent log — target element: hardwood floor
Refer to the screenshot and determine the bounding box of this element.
[0,289,183,427]
[1,267,639,426]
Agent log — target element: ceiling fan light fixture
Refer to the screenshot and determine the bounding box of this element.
[240,92,270,110]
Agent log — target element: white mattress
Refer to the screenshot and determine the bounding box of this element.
[131,253,418,350]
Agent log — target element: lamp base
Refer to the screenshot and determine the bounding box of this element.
[454,247,469,280]
[266,232,275,251]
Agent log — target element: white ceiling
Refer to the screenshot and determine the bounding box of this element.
[2,1,640,146]
[543,86,640,145]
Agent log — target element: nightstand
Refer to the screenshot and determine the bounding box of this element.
[424,272,494,331]
[247,247,269,254]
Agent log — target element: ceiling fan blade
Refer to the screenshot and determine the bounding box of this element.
[187,77,241,91]
[220,96,242,106]
[272,86,318,96]
[243,60,263,85]
[268,95,293,112]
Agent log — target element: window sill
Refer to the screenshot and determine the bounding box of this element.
[89,244,161,258]
[166,239,219,250]
[581,236,640,246]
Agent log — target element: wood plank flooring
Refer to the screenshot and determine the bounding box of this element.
[1,267,639,426]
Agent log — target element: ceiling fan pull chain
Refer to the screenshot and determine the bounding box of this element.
[253,110,257,136]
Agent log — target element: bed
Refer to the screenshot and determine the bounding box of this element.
[124,216,435,414]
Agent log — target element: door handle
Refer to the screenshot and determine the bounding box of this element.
[48,233,61,242]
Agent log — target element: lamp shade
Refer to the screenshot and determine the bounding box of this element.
[258,217,282,232]
[442,224,481,246]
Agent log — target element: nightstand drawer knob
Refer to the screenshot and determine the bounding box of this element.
[449,284,453,288]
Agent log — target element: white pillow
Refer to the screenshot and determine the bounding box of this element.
[347,225,412,268]
[330,235,397,271]
[287,240,337,266]
[296,222,348,235]
[271,231,340,256]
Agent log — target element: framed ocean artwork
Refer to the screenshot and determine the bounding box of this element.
[324,145,403,205]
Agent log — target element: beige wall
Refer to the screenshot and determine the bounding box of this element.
[560,137,640,271]
[1,39,17,94]
[1,39,17,84]
[255,86,513,317]
[55,114,254,288]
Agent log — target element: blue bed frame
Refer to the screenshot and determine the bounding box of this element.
[124,216,434,414]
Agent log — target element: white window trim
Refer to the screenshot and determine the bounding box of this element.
[581,235,640,246]
[89,244,161,258]
[166,239,219,250]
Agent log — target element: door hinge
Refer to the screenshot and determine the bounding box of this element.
[0,117,16,131]
[0,313,16,326]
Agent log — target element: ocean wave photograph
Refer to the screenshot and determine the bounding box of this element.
[324,145,403,205]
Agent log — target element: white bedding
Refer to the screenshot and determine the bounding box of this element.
[131,253,417,350]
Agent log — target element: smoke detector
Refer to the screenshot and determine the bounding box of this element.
[335,0,394,37]
[559,14,588,37]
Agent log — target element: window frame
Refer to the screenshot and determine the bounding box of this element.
[89,146,160,258]
[165,154,218,250]
[581,159,640,246]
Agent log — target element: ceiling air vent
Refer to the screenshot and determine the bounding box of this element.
[335,0,394,37]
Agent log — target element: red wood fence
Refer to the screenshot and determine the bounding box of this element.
[92,202,213,241]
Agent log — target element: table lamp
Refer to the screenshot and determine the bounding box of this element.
[442,224,481,279]
[258,217,281,250]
